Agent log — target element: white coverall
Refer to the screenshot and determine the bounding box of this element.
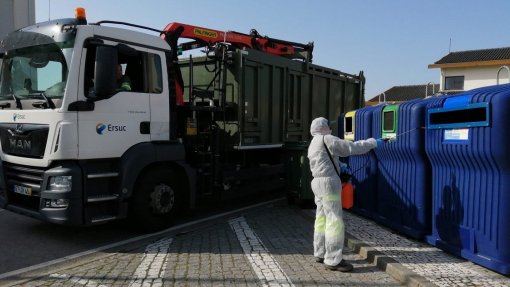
[307,117,377,266]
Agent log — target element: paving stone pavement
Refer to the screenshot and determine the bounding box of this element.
[12,201,510,286]
[4,202,402,287]
[342,211,510,287]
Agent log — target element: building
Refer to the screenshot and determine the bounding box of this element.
[366,83,440,106]
[0,0,35,40]
[429,47,510,93]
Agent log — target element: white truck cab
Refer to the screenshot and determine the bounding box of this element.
[0,12,194,231]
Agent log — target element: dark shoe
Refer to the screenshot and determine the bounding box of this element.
[315,257,324,263]
[325,260,353,272]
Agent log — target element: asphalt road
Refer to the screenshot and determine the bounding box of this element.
[0,190,286,275]
[0,207,141,274]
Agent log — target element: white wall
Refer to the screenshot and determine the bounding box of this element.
[440,65,510,91]
[0,0,35,40]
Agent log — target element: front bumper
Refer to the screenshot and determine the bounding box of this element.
[0,161,84,225]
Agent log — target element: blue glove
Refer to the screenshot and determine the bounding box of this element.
[339,163,349,174]
[376,138,389,146]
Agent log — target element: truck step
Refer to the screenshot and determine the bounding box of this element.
[90,215,118,224]
[87,194,119,203]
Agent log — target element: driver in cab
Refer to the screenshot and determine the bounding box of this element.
[117,64,131,91]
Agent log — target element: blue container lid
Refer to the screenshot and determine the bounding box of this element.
[443,94,472,108]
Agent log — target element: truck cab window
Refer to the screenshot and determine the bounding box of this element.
[147,53,163,93]
[84,42,163,96]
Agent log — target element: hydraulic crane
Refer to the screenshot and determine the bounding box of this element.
[160,22,314,106]
[161,22,313,61]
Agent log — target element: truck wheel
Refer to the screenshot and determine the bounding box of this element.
[129,168,182,232]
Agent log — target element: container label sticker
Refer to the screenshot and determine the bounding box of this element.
[444,129,469,141]
[384,133,396,139]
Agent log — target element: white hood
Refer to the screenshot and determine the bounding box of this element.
[310,117,332,137]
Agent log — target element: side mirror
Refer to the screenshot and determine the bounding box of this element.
[93,45,118,99]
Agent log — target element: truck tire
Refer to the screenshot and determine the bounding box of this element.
[129,168,182,232]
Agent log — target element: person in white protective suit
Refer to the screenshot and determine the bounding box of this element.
[308,117,383,272]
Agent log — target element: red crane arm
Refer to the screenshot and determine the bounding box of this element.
[162,22,250,48]
[160,22,313,59]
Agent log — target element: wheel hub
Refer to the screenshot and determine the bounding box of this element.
[149,183,175,214]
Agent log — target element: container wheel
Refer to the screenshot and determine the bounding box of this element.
[129,168,183,232]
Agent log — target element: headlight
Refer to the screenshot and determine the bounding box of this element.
[48,176,73,191]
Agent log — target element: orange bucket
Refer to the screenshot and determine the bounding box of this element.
[341,182,354,209]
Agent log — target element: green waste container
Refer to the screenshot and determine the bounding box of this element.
[283,141,314,206]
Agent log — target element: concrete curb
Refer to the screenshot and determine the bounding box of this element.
[345,234,436,287]
[0,198,286,287]
[300,209,436,287]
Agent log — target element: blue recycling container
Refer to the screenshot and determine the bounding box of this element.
[425,83,510,274]
[372,99,437,239]
[341,105,380,219]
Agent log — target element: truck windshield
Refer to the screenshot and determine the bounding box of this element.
[0,19,76,110]
[0,43,70,109]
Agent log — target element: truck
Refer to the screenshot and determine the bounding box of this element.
[0,8,365,231]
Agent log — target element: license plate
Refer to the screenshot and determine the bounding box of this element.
[14,185,32,196]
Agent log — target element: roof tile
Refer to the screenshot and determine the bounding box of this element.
[368,84,440,102]
[434,47,510,64]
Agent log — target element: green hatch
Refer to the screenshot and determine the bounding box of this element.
[381,104,399,139]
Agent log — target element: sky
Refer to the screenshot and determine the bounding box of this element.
[35,0,510,101]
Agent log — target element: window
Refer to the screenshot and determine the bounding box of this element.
[147,53,163,93]
[84,41,163,96]
[444,76,464,90]
[0,43,69,109]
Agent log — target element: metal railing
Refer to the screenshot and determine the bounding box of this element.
[426,82,435,97]
[497,66,510,85]
[378,92,386,103]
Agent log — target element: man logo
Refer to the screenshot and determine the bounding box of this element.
[96,123,106,135]
[15,124,24,133]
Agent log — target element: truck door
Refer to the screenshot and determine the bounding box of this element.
[77,40,151,159]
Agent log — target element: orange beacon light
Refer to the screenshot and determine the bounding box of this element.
[75,7,87,24]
